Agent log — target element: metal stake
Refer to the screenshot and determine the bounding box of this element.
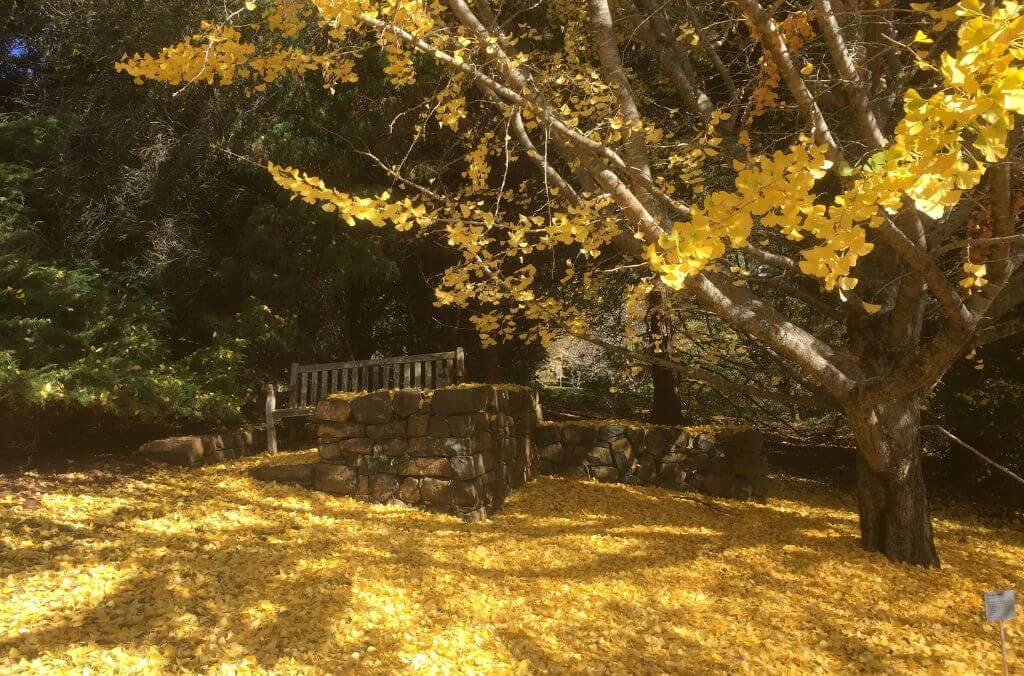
[1000,620,1009,676]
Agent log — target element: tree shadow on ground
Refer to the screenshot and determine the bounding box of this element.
[1,454,1021,672]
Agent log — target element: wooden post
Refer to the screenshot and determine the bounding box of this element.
[264,383,277,454]
[456,347,466,383]
[288,363,299,408]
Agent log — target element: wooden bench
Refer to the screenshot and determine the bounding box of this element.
[263,348,465,452]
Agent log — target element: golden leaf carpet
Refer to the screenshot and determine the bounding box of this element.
[1,450,1021,674]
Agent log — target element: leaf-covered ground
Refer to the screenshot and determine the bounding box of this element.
[1,450,1021,674]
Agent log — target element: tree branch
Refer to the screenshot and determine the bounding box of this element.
[567,330,832,409]
[736,0,843,162]
[922,425,1024,488]
[811,0,887,149]
[687,273,863,398]
[974,317,1024,347]
[874,218,973,328]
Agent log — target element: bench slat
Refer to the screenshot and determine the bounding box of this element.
[294,351,462,373]
[266,349,464,453]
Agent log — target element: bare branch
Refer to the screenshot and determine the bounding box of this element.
[922,426,1024,488]
[874,218,973,328]
[746,275,845,320]
[687,273,863,398]
[811,0,887,149]
[510,110,580,205]
[932,232,1024,257]
[619,0,711,118]
[974,317,1024,347]
[736,0,843,162]
[567,330,832,409]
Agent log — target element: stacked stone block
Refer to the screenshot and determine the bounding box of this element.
[139,427,267,467]
[534,422,768,500]
[307,384,540,521]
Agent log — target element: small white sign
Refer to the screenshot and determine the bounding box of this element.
[984,591,1016,622]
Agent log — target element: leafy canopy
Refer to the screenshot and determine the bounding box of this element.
[117,0,1024,345]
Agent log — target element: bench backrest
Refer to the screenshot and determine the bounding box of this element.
[288,348,466,409]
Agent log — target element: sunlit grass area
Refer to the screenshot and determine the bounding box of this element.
[1,450,1021,673]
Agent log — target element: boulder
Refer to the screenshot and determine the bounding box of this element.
[683,452,710,470]
[373,438,408,457]
[642,427,679,456]
[314,464,356,495]
[139,437,205,466]
[609,437,634,471]
[314,398,353,423]
[634,453,657,484]
[350,391,393,424]
[391,389,424,417]
[398,477,421,503]
[217,429,257,453]
[407,436,473,457]
[407,414,430,437]
[561,425,596,447]
[538,442,565,463]
[561,465,591,480]
[584,446,614,466]
[452,479,483,508]
[408,436,446,456]
[626,427,646,452]
[445,437,473,456]
[253,463,314,485]
[448,412,490,437]
[320,437,373,460]
[420,478,453,505]
[398,457,454,478]
[366,421,406,439]
[695,433,716,452]
[535,459,556,475]
[730,450,770,477]
[596,425,627,442]
[657,464,688,490]
[316,422,365,440]
[534,425,561,445]
[427,415,450,438]
[461,507,489,523]
[449,454,486,480]
[660,452,689,466]
[590,466,620,483]
[369,473,400,501]
[447,414,473,437]
[364,454,400,474]
[471,432,492,453]
[430,385,494,415]
[480,450,497,473]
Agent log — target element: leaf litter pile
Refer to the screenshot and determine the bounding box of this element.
[1,450,1021,673]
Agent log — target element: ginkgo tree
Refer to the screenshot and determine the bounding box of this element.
[120,0,1024,566]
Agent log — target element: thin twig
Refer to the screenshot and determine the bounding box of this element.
[922,425,1024,487]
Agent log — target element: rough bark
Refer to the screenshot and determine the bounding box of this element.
[646,287,685,425]
[846,396,941,568]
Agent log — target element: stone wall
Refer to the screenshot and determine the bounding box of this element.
[252,385,771,514]
[534,422,769,500]
[139,427,267,466]
[285,384,541,521]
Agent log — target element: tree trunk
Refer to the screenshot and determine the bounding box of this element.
[845,396,941,567]
[646,287,685,425]
[651,365,684,425]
